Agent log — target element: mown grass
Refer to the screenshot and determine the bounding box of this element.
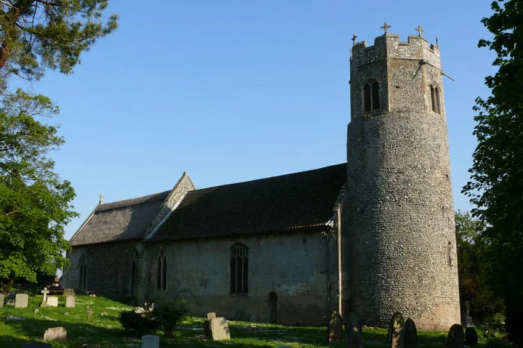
[0,295,506,348]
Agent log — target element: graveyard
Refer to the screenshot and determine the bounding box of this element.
[0,294,507,348]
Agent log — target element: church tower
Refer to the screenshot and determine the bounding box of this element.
[345,25,460,330]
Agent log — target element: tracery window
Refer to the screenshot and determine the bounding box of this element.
[431,85,441,114]
[79,255,87,291]
[363,81,380,112]
[230,243,248,294]
[156,251,167,290]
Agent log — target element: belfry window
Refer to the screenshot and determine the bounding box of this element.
[156,251,167,290]
[79,255,87,291]
[230,243,248,294]
[363,81,380,112]
[431,85,441,114]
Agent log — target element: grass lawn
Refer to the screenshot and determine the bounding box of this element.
[0,295,503,348]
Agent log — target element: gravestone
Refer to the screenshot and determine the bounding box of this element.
[141,335,159,348]
[46,296,59,307]
[404,318,418,348]
[15,294,28,308]
[207,312,216,320]
[447,324,464,348]
[388,312,404,348]
[63,289,75,296]
[43,327,67,341]
[6,291,16,306]
[86,307,95,322]
[65,296,76,308]
[21,342,52,348]
[204,317,230,340]
[0,293,4,307]
[40,287,49,303]
[465,327,478,346]
[462,301,475,327]
[347,312,362,348]
[328,311,343,346]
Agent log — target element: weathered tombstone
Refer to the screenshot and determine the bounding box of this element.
[65,295,76,308]
[43,327,67,341]
[347,312,363,348]
[404,318,418,348]
[33,309,39,314]
[6,290,16,306]
[462,301,475,327]
[15,294,28,308]
[40,287,49,303]
[329,311,343,346]
[447,324,464,348]
[207,312,216,320]
[204,317,231,340]
[141,335,159,348]
[0,293,4,307]
[389,312,405,348]
[465,327,478,346]
[46,296,59,307]
[63,289,76,296]
[21,342,52,348]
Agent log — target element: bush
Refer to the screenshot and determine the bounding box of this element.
[118,310,160,338]
[151,298,189,337]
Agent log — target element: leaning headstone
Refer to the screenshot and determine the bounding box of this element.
[21,342,52,348]
[205,317,231,340]
[404,318,418,348]
[329,311,343,346]
[46,296,59,307]
[447,324,464,348]
[43,326,67,341]
[347,312,363,348]
[65,296,76,308]
[141,335,159,348]
[15,294,28,308]
[207,312,216,320]
[389,312,404,348]
[465,327,478,346]
[0,293,4,307]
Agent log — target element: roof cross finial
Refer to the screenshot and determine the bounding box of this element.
[381,22,391,35]
[99,194,104,204]
[352,33,357,46]
[416,25,424,37]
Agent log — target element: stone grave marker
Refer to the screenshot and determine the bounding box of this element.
[347,312,363,348]
[389,312,405,348]
[328,311,343,346]
[141,335,159,348]
[40,287,49,303]
[46,296,59,307]
[65,295,76,308]
[404,318,418,348]
[462,301,475,327]
[15,294,28,308]
[204,317,231,340]
[86,306,95,322]
[207,312,216,320]
[0,293,4,308]
[465,327,478,346]
[43,326,67,341]
[447,324,464,348]
[6,291,16,306]
[21,342,52,348]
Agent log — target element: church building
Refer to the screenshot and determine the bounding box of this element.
[63,27,461,330]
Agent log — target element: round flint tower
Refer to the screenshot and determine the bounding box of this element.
[346,28,460,330]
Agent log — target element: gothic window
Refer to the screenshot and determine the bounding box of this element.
[79,255,87,291]
[363,81,380,112]
[156,251,167,290]
[431,85,441,114]
[230,243,248,294]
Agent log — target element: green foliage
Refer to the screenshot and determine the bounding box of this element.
[151,298,190,337]
[118,309,160,338]
[0,0,118,85]
[464,0,523,344]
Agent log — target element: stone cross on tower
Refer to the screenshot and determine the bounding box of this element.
[40,287,49,302]
[416,25,424,37]
[352,34,358,46]
[98,194,104,204]
[381,22,391,34]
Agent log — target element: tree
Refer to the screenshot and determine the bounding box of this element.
[0,1,117,287]
[464,0,523,344]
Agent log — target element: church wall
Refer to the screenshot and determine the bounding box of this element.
[142,230,337,326]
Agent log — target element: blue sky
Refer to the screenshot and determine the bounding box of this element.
[25,1,496,240]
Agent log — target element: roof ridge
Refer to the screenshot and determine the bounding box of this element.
[96,190,171,212]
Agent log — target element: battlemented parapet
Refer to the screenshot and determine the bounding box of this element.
[345,30,460,330]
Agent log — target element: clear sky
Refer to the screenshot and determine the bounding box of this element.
[25,1,497,240]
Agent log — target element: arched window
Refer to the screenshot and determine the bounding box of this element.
[156,251,167,290]
[363,81,380,112]
[431,85,441,114]
[131,251,138,291]
[79,255,87,291]
[230,243,249,294]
